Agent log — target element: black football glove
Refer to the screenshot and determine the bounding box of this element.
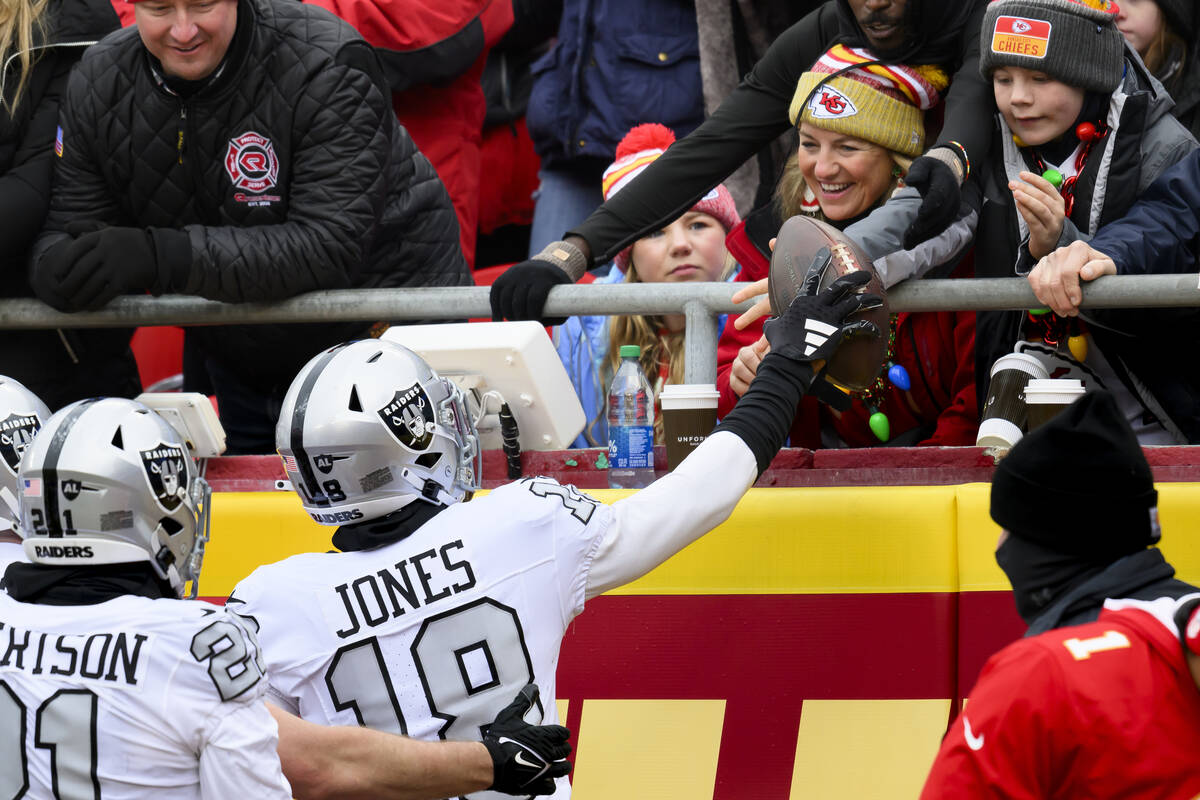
[763,250,882,366]
[482,684,572,795]
[902,152,963,250]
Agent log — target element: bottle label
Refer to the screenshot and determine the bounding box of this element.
[608,425,654,469]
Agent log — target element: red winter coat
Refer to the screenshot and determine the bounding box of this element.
[921,601,1200,798]
[718,218,978,447]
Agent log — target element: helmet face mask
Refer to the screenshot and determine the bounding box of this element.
[277,341,481,526]
[17,398,210,598]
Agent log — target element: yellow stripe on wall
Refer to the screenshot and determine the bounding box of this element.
[571,700,725,800]
[199,483,1200,598]
[955,482,1200,591]
[791,699,950,799]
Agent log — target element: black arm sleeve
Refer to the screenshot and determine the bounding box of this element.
[713,353,814,478]
[567,4,842,263]
[932,2,993,169]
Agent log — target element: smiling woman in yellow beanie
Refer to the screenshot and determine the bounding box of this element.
[781,45,948,224]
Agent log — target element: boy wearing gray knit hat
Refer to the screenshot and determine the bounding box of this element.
[981,0,1126,94]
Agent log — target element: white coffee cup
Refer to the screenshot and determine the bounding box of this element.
[976,352,1050,449]
[659,384,720,470]
[1024,378,1087,430]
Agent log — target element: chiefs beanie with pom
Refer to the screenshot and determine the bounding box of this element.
[601,123,740,272]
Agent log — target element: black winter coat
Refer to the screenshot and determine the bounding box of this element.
[0,0,132,410]
[32,0,470,390]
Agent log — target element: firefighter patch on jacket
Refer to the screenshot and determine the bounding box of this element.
[225,131,279,193]
[140,443,188,511]
[378,385,434,451]
[0,414,40,475]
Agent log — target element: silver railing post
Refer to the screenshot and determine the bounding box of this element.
[682,299,719,384]
[3,275,1199,383]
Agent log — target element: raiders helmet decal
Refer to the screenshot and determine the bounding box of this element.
[0,413,40,475]
[140,443,189,512]
[377,384,434,451]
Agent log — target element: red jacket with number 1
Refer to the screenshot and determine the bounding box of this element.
[921,599,1200,798]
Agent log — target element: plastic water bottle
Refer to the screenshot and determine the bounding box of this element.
[607,344,655,489]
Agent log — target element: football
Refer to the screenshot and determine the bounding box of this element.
[767,215,890,392]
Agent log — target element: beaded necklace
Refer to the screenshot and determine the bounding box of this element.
[854,314,906,442]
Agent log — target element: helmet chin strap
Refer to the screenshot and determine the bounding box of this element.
[398,467,459,507]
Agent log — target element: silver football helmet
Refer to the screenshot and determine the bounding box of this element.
[277,340,481,526]
[17,397,211,598]
[0,376,51,530]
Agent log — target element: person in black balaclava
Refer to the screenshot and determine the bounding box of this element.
[989,390,1197,636]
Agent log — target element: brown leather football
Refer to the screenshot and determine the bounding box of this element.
[767,215,889,392]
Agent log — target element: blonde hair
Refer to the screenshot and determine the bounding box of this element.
[1141,25,1186,77]
[0,0,50,113]
[777,146,911,222]
[604,249,737,443]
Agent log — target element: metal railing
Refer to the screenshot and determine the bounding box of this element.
[2,274,1198,383]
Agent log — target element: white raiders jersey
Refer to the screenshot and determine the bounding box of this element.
[0,592,292,800]
[231,476,615,800]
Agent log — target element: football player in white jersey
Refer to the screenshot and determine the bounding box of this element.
[0,376,49,570]
[231,260,880,797]
[1,397,572,800]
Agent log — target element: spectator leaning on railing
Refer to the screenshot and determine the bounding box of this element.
[1028,148,1200,443]
[27,0,470,454]
[0,0,122,410]
[972,0,1198,446]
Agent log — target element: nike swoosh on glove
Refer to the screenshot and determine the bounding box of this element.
[763,253,883,367]
[482,684,572,795]
[490,261,574,326]
[902,154,962,250]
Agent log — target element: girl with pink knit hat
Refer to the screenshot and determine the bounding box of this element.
[555,123,741,448]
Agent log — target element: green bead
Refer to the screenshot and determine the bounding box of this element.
[1028,307,1052,316]
[1041,168,1064,189]
[868,412,890,442]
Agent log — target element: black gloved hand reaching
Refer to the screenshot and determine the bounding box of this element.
[763,255,883,369]
[902,147,966,250]
[490,260,574,326]
[482,684,572,795]
[490,238,590,326]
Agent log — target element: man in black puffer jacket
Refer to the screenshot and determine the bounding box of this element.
[29,0,470,453]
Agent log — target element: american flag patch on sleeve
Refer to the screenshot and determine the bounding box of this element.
[22,478,42,497]
[54,126,63,157]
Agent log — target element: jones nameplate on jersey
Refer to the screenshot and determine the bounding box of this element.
[0,624,153,688]
[323,539,477,639]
